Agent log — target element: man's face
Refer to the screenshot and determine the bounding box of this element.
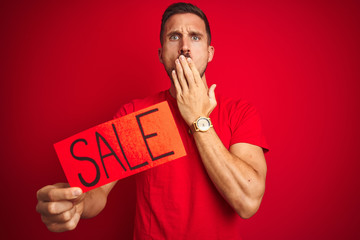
[159,13,214,81]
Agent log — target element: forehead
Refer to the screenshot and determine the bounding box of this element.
[164,13,206,33]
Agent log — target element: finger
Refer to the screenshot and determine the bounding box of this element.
[53,182,70,188]
[208,84,217,116]
[46,212,81,232]
[209,84,217,101]
[186,57,202,85]
[41,206,76,224]
[175,58,188,92]
[179,55,196,89]
[74,200,85,215]
[172,70,182,96]
[36,200,74,216]
[37,185,82,202]
[71,190,86,204]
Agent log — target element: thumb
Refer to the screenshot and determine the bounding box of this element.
[208,84,217,101]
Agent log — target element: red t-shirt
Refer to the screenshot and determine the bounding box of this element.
[114,90,269,240]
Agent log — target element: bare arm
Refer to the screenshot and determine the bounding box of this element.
[172,55,267,218]
[36,181,117,232]
[193,130,267,218]
[81,181,117,219]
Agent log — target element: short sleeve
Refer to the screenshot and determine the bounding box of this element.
[113,102,135,119]
[229,101,269,152]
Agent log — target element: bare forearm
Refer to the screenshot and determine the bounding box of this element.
[80,188,106,219]
[193,128,265,218]
[81,181,116,219]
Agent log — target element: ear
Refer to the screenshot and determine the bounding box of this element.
[207,45,215,63]
[158,48,163,63]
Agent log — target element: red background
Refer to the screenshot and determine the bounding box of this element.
[1,0,359,239]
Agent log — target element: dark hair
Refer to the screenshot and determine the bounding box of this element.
[160,2,211,46]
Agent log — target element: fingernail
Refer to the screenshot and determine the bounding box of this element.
[179,55,185,60]
[172,70,176,75]
[73,189,82,197]
[175,59,180,64]
[187,58,191,63]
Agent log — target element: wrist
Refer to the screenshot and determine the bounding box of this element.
[189,116,213,134]
[185,112,209,127]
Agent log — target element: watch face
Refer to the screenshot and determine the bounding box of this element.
[197,118,211,131]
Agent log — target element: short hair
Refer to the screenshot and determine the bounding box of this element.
[160,2,211,46]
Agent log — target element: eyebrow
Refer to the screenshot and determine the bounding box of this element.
[166,30,204,38]
[189,31,204,37]
[166,30,182,38]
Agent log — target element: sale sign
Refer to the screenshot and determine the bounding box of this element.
[54,101,186,192]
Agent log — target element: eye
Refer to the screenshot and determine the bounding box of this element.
[170,35,179,40]
[192,36,200,41]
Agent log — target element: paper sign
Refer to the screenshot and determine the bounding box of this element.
[54,101,186,192]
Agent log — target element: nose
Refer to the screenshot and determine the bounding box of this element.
[178,37,190,57]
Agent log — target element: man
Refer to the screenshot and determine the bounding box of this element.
[36,2,268,239]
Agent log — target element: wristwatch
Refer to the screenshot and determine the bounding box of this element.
[189,117,213,134]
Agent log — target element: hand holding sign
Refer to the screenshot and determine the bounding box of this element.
[36,101,186,232]
[36,183,84,232]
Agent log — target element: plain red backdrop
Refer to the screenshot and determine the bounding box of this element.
[1,0,359,239]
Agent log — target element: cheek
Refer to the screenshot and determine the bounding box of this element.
[162,47,177,59]
[161,54,176,70]
[163,55,175,67]
[192,44,209,58]
[163,52,179,66]
[164,42,179,53]
[193,52,209,67]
